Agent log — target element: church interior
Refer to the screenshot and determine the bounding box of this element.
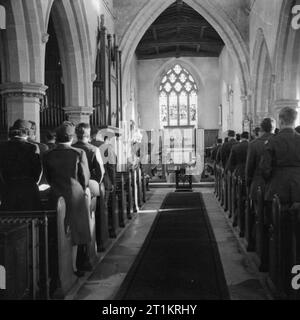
[0,0,300,301]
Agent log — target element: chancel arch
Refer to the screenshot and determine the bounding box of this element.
[120,0,250,121]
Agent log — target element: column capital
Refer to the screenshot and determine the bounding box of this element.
[274,99,299,110]
[0,82,48,99]
[64,106,94,124]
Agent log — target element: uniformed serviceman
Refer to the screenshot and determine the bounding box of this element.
[261,107,300,204]
[260,108,300,272]
[0,119,42,211]
[220,130,238,169]
[43,121,91,277]
[245,117,274,258]
[226,132,249,231]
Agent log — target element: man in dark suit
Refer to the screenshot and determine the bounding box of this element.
[245,118,274,257]
[227,131,249,180]
[43,121,91,277]
[226,132,249,231]
[261,107,300,204]
[220,130,238,169]
[73,123,105,190]
[73,123,105,271]
[246,118,274,203]
[0,119,42,211]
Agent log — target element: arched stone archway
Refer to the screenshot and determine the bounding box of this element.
[252,29,273,125]
[120,0,250,118]
[46,0,93,123]
[273,0,300,114]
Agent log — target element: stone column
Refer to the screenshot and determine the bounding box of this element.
[64,106,94,125]
[0,82,47,141]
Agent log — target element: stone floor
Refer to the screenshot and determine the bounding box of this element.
[74,188,270,300]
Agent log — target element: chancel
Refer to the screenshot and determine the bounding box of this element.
[0,0,300,301]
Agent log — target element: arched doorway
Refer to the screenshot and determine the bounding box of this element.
[41,15,66,135]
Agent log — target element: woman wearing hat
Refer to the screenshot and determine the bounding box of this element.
[43,121,91,277]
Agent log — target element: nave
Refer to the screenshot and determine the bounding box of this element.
[74,188,270,301]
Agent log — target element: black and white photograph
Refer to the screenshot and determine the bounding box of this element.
[0,0,300,310]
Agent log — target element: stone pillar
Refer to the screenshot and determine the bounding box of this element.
[0,82,47,142]
[274,99,299,124]
[63,106,94,125]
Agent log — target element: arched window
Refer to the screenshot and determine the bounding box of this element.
[159,64,198,128]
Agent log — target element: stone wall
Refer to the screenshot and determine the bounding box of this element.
[137,57,220,131]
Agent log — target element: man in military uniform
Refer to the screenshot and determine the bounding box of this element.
[261,107,300,204]
[220,130,238,169]
[219,130,238,211]
[226,132,249,232]
[0,120,42,211]
[260,108,300,273]
[245,118,274,259]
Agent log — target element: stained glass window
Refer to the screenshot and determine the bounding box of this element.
[159,64,198,128]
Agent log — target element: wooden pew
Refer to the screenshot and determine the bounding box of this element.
[141,167,147,203]
[95,183,110,252]
[116,172,128,228]
[124,170,134,219]
[237,177,246,237]
[269,196,300,299]
[255,187,269,272]
[136,166,143,208]
[230,173,237,223]
[245,188,255,252]
[0,196,76,300]
[107,167,121,238]
[131,168,138,213]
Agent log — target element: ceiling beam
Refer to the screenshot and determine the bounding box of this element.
[138,39,224,49]
[152,21,210,30]
[137,50,220,60]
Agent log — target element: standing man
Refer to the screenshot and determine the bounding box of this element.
[220,130,238,211]
[0,120,42,211]
[261,108,300,204]
[226,132,249,232]
[246,118,274,257]
[43,122,91,277]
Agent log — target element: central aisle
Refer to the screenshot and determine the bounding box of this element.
[115,192,229,300]
[75,188,269,300]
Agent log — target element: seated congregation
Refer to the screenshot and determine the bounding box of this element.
[0,120,148,300]
[212,107,300,300]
